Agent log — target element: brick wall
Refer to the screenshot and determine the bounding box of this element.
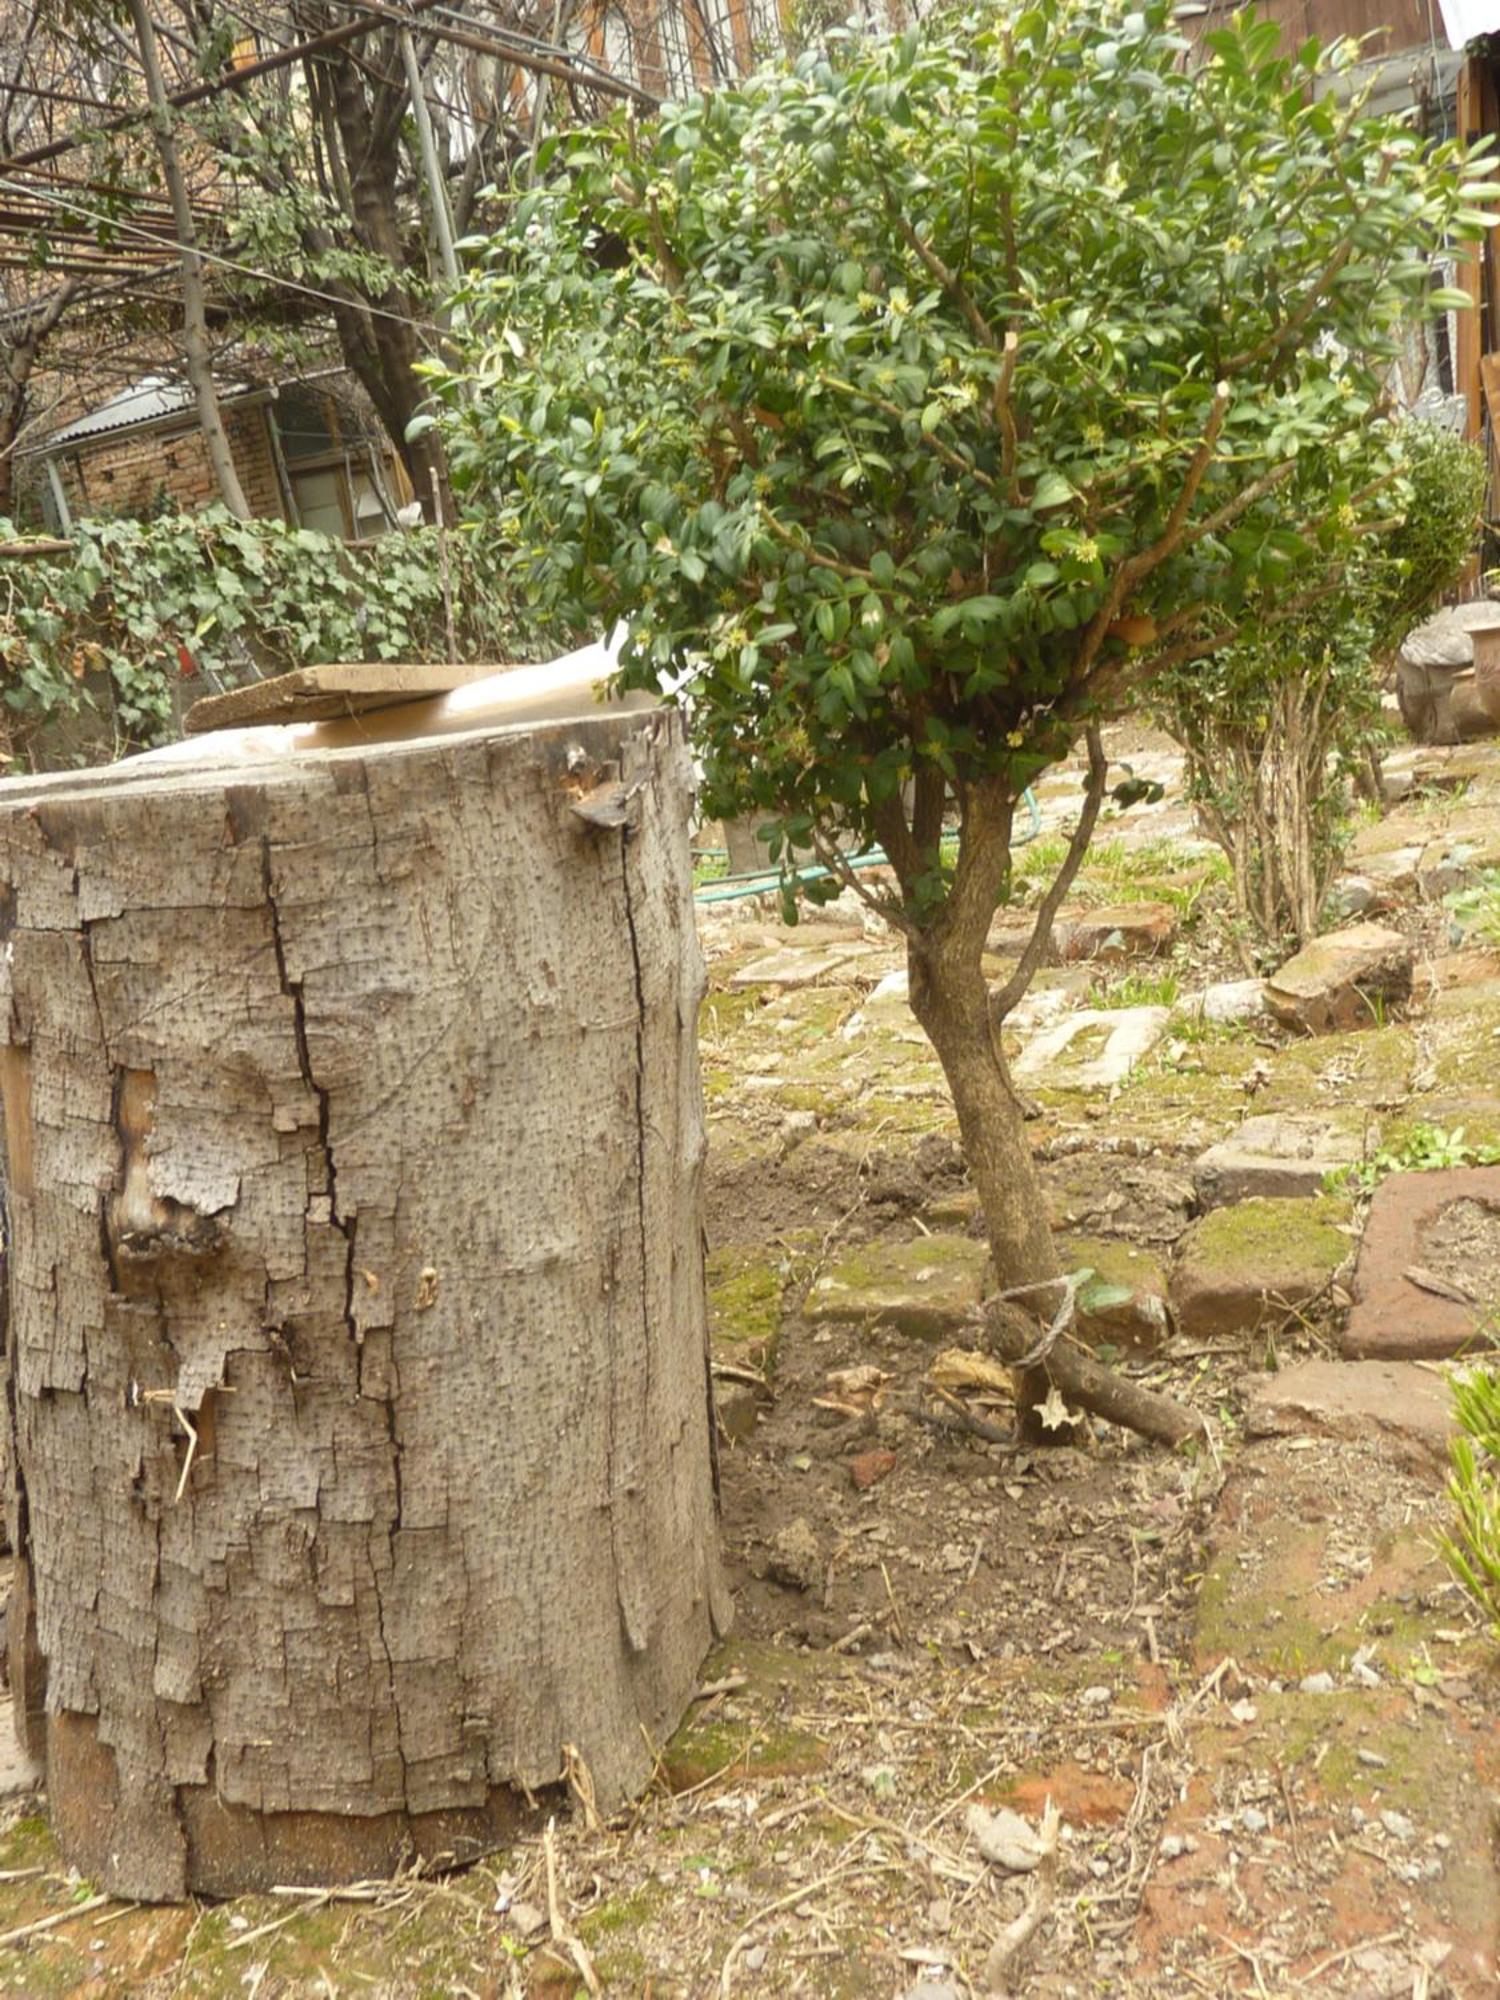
[56,402,284,523]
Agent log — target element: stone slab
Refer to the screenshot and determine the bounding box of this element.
[731,944,871,989]
[1051,901,1178,963]
[804,1236,992,1337]
[1193,1111,1369,1209]
[1242,1359,1457,1477]
[1012,1005,1170,1090]
[1170,1197,1353,1340]
[1264,923,1413,1035]
[1180,978,1271,1027]
[1343,1166,1500,1360]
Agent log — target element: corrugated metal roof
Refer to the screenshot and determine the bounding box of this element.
[37,373,254,452]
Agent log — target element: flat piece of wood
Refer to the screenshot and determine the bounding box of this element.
[183,661,510,734]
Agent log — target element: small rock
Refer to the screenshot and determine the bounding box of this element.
[1323,874,1378,922]
[1264,922,1413,1035]
[1160,1833,1187,1860]
[744,1945,768,1972]
[508,1901,548,1939]
[1191,977,1271,1026]
[1052,901,1178,963]
[1080,1685,1114,1710]
[1356,1748,1389,1769]
[1239,1807,1269,1835]
[900,1981,962,2000]
[767,1518,822,1592]
[966,1803,1049,1872]
[1299,1670,1336,1694]
[849,1448,898,1492]
[926,1897,953,1932]
[1228,1699,1258,1725]
[1380,1809,1417,1842]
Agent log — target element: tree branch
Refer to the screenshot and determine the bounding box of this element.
[991,724,1107,1021]
[759,506,878,582]
[811,820,916,936]
[893,213,998,351]
[996,331,1019,500]
[815,372,1000,494]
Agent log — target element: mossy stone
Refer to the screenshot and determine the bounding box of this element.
[804,1234,992,1336]
[1170,1195,1353,1339]
[1057,1234,1171,1351]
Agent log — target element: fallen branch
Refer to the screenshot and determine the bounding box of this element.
[544,1816,601,1998]
[983,1800,1061,1993]
[982,1300,1206,1448]
[0,1894,113,1949]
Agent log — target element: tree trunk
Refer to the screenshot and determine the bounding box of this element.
[908,934,1065,1431]
[903,787,1202,1451]
[0,706,727,1900]
[0,280,80,518]
[126,0,250,520]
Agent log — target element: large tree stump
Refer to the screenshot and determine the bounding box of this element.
[0,705,728,1899]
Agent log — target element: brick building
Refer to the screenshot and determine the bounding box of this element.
[24,372,413,539]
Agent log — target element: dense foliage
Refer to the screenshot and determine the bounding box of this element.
[1160,422,1487,951]
[422,0,1492,1404]
[0,511,542,768]
[430,0,1490,929]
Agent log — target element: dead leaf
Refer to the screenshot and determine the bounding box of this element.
[824,1364,890,1398]
[1037,1383,1081,1432]
[929,1348,1014,1397]
[1404,1265,1475,1305]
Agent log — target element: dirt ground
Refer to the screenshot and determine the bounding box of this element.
[0,729,1498,1997]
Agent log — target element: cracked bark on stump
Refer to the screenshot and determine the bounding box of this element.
[0,707,728,1900]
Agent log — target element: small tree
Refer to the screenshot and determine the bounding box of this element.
[428,0,1490,1439]
[1160,421,1487,954]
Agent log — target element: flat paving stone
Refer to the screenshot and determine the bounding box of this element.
[1242,1358,1458,1476]
[1012,1005,1170,1090]
[1170,1196,1353,1339]
[1193,1110,1370,1209]
[1343,1166,1500,1360]
[804,1235,992,1337]
[731,943,874,988]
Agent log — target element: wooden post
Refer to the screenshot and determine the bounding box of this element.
[0,705,727,1899]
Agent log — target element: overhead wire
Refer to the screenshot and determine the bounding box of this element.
[0,169,453,331]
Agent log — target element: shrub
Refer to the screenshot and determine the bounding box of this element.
[1158,422,1486,954]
